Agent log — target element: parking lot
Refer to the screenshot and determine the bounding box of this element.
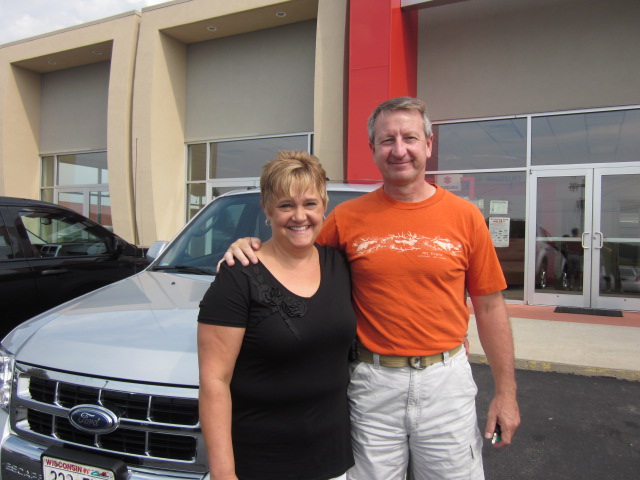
[474,364,640,480]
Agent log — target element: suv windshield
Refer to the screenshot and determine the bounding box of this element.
[153,189,368,274]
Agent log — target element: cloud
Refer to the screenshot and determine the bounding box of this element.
[0,0,168,45]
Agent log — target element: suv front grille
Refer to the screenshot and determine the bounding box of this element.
[12,364,204,471]
[28,377,200,425]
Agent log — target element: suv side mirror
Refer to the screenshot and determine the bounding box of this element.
[146,241,169,261]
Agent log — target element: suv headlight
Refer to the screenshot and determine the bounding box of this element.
[0,349,14,411]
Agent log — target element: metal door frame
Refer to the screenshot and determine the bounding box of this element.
[527,166,640,310]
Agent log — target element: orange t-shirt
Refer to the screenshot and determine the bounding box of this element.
[316,185,506,356]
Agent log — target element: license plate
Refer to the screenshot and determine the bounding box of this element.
[42,455,116,480]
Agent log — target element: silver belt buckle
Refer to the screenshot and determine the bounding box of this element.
[409,356,427,370]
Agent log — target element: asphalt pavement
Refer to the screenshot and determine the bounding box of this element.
[473,363,640,480]
[467,303,640,479]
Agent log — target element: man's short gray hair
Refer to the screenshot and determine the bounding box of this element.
[367,97,433,144]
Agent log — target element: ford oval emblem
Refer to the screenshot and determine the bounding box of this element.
[68,405,119,434]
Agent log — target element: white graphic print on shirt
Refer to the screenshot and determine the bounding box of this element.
[353,232,462,260]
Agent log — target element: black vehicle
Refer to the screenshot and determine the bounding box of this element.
[0,196,148,336]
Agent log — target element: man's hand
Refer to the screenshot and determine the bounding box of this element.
[484,392,520,448]
[216,237,262,272]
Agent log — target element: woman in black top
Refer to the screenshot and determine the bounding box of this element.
[197,151,356,480]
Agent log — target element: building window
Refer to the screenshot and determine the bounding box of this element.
[432,118,527,171]
[531,109,640,166]
[430,118,527,301]
[426,171,527,301]
[40,151,112,229]
[430,106,640,303]
[186,133,312,219]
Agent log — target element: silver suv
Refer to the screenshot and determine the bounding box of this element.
[0,184,375,480]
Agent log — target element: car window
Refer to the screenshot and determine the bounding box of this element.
[155,189,369,273]
[158,194,265,273]
[19,209,110,257]
[0,214,14,260]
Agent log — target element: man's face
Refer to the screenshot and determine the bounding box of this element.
[369,110,433,187]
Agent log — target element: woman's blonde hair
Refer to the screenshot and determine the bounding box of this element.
[260,150,328,212]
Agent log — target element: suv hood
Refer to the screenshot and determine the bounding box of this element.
[5,271,212,386]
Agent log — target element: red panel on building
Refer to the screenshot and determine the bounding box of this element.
[346,0,418,181]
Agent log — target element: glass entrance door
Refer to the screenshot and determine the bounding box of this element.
[593,168,640,310]
[529,167,640,311]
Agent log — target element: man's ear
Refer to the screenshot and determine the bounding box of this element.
[425,134,434,158]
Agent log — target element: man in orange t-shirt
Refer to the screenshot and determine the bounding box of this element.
[224,97,520,480]
[316,183,505,358]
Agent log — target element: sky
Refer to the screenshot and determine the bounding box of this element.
[0,0,170,45]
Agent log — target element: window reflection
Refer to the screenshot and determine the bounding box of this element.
[89,191,112,228]
[58,152,108,185]
[185,134,312,219]
[42,156,54,187]
[533,176,586,295]
[209,135,309,178]
[599,174,640,298]
[432,119,526,171]
[532,109,640,166]
[188,144,207,181]
[187,183,206,220]
[58,192,84,216]
[427,172,527,300]
[40,152,110,228]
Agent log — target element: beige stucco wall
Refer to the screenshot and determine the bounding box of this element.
[418,0,640,121]
[130,28,187,247]
[185,21,316,141]
[106,21,143,244]
[0,64,41,195]
[313,0,347,181]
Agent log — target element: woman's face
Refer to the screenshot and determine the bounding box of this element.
[266,187,325,252]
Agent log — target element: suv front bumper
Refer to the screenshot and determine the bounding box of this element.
[1,435,206,480]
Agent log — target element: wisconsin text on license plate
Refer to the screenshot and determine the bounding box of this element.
[42,456,116,480]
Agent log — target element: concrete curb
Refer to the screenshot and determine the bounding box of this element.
[468,354,640,382]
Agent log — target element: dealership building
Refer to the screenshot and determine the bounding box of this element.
[1,0,639,311]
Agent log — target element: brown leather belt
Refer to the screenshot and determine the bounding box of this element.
[356,344,463,370]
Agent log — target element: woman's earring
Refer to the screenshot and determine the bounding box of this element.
[265,219,271,227]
